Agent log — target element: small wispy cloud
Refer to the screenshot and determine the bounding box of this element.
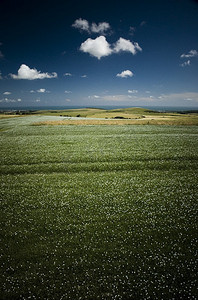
[89,95,100,99]
[0,98,22,103]
[10,64,57,80]
[156,92,198,103]
[72,18,90,32]
[140,21,146,27]
[65,90,72,93]
[3,91,11,95]
[116,70,133,78]
[128,89,138,93]
[180,60,191,67]
[72,18,111,35]
[129,26,136,36]
[64,73,72,77]
[37,88,46,93]
[180,49,198,58]
[0,42,4,58]
[81,74,87,78]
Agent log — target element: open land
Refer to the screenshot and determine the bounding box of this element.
[1,107,198,125]
[0,110,198,299]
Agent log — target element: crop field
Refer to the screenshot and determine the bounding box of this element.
[0,115,198,299]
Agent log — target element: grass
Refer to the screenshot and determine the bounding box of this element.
[1,107,198,125]
[0,115,198,299]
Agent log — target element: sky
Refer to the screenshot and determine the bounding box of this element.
[0,0,198,108]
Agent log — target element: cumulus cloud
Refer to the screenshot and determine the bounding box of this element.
[116,70,134,78]
[180,60,191,67]
[80,36,112,59]
[114,38,142,55]
[3,91,11,95]
[181,49,198,58]
[10,64,57,80]
[80,36,142,59]
[72,18,111,34]
[81,74,87,78]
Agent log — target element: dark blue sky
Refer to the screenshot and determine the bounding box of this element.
[0,0,198,108]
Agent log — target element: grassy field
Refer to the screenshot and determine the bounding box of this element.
[1,107,198,125]
[0,115,198,299]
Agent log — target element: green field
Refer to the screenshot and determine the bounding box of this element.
[0,115,198,299]
[1,107,198,125]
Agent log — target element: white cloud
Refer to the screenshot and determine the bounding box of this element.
[65,90,72,93]
[72,18,111,34]
[10,64,57,80]
[114,37,142,55]
[116,70,133,78]
[64,73,72,76]
[181,50,198,58]
[180,60,191,67]
[65,98,71,102]
[81,74,87,78]
[80,36,112,59]
[35,99,40,102]
[91,22,110,34]
[37,88,46,93]
[3,91,11,95]
[128,89,138,93]
[17,98,22,102]
[30,90,35,93]
[72,18,89,32]
[80,36,142,59]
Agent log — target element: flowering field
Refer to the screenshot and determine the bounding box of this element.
[0,116,198,299]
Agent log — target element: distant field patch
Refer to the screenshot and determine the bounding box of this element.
[32,115,198,126]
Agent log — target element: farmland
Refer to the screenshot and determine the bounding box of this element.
[0,114,198,299]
